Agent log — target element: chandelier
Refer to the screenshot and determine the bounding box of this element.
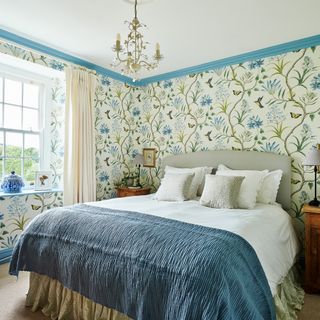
[112,0,163,80]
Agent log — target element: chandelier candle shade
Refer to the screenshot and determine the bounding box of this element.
[112,0,163,80]
[303,144,320,207]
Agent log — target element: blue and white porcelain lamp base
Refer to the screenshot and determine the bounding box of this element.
[1,171,25,193]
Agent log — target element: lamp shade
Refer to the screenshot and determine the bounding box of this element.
[133,154,144,165]
[303,149,320,166]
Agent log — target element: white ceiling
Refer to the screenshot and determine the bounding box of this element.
[0,0,319,79]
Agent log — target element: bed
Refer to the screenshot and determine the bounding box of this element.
[9,151,304,320]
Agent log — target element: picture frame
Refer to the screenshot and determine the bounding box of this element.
[35,171,53,191]
[143,148,156,167]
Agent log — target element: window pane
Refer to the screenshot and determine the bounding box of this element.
[4,78,22,105]
[0,131,3,178]
[24,158,39,183]
[4,105,22,129]
[23,83,39,108]
[6,132,23,157]
[0,78,3,102]
[23,108,39,131]
[0,103,2,127]
[24,134,39,158]
[0,131,3,158]
[5,158,22,175]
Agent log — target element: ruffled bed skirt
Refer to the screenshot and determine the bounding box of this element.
[26,272,131,320]
[273,266,305,319]
[26,267,304,320]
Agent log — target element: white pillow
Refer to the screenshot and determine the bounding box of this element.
[257,170,283,204]
[154,172,194,201]
[165,166,211,199]
[197,167,215,196]
[200,175,244,209]
[216,164,268,209]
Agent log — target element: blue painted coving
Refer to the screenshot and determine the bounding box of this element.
[1,28,320,86]
[0,28,135,85]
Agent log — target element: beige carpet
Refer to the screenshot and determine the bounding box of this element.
[0,264,319,320]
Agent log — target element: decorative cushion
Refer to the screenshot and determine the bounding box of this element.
[197,167,215,196]
[200,175,244,209]
[257,170,283,204]
[154,172,194,201]
[216,164,268,209]
[165,166,212,199]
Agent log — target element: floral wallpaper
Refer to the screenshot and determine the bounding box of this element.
[1,38,320,245]
[0,192,63,253]
[95,78,141,199]
[0,39,65,71]
[0,42,65,258]
[50,78,65,188]
[94,46,320,242]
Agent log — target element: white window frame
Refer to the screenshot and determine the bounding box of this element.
[0,63,52,188]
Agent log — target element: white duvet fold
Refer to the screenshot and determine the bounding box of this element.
[88,195,299,295]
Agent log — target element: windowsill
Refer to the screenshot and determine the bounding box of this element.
[0,188,63,197]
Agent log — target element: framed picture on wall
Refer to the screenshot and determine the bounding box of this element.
[35,171,53,191]
[143,148,156,167]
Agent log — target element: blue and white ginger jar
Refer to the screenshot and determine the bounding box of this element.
[1,171,25,193]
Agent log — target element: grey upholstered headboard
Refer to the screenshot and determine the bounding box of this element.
[162,150,291,210]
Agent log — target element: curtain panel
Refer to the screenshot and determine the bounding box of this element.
[64,67,97,205]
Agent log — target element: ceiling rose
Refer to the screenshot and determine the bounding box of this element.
[123,0,154,4]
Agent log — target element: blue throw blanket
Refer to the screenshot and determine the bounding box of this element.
[10,204,275,320]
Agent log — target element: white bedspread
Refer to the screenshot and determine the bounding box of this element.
[89,195,299,295]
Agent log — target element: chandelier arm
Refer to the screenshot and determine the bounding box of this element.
[134,27,138,63]
[125,39,131,58]
[115,58,127,65]
[135,35,144,63]
[115,50,129,63]
[139,60,156,68]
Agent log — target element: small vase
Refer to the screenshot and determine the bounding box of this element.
[1,171,25,193]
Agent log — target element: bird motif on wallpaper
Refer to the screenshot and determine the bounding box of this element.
[167,110,173,120]
[206,77,213,88]
[205,131,212,141]
[291,179,300,185]
[105,110,111,119]
[188,123,195,128]
[233,90,242,96]
[255,97,264,108]
[290,112,302,119]
[31,204,42,211]
[104,157,110,166]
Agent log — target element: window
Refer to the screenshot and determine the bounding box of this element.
[0,72,46,187]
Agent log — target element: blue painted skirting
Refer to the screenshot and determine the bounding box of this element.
[0,28,320,86]
[0,248,13,265]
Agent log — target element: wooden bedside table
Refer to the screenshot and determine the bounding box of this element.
[117,187,151,198]
[304,204,320,293]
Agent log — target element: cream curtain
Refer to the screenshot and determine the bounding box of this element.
[63,67,97,205]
